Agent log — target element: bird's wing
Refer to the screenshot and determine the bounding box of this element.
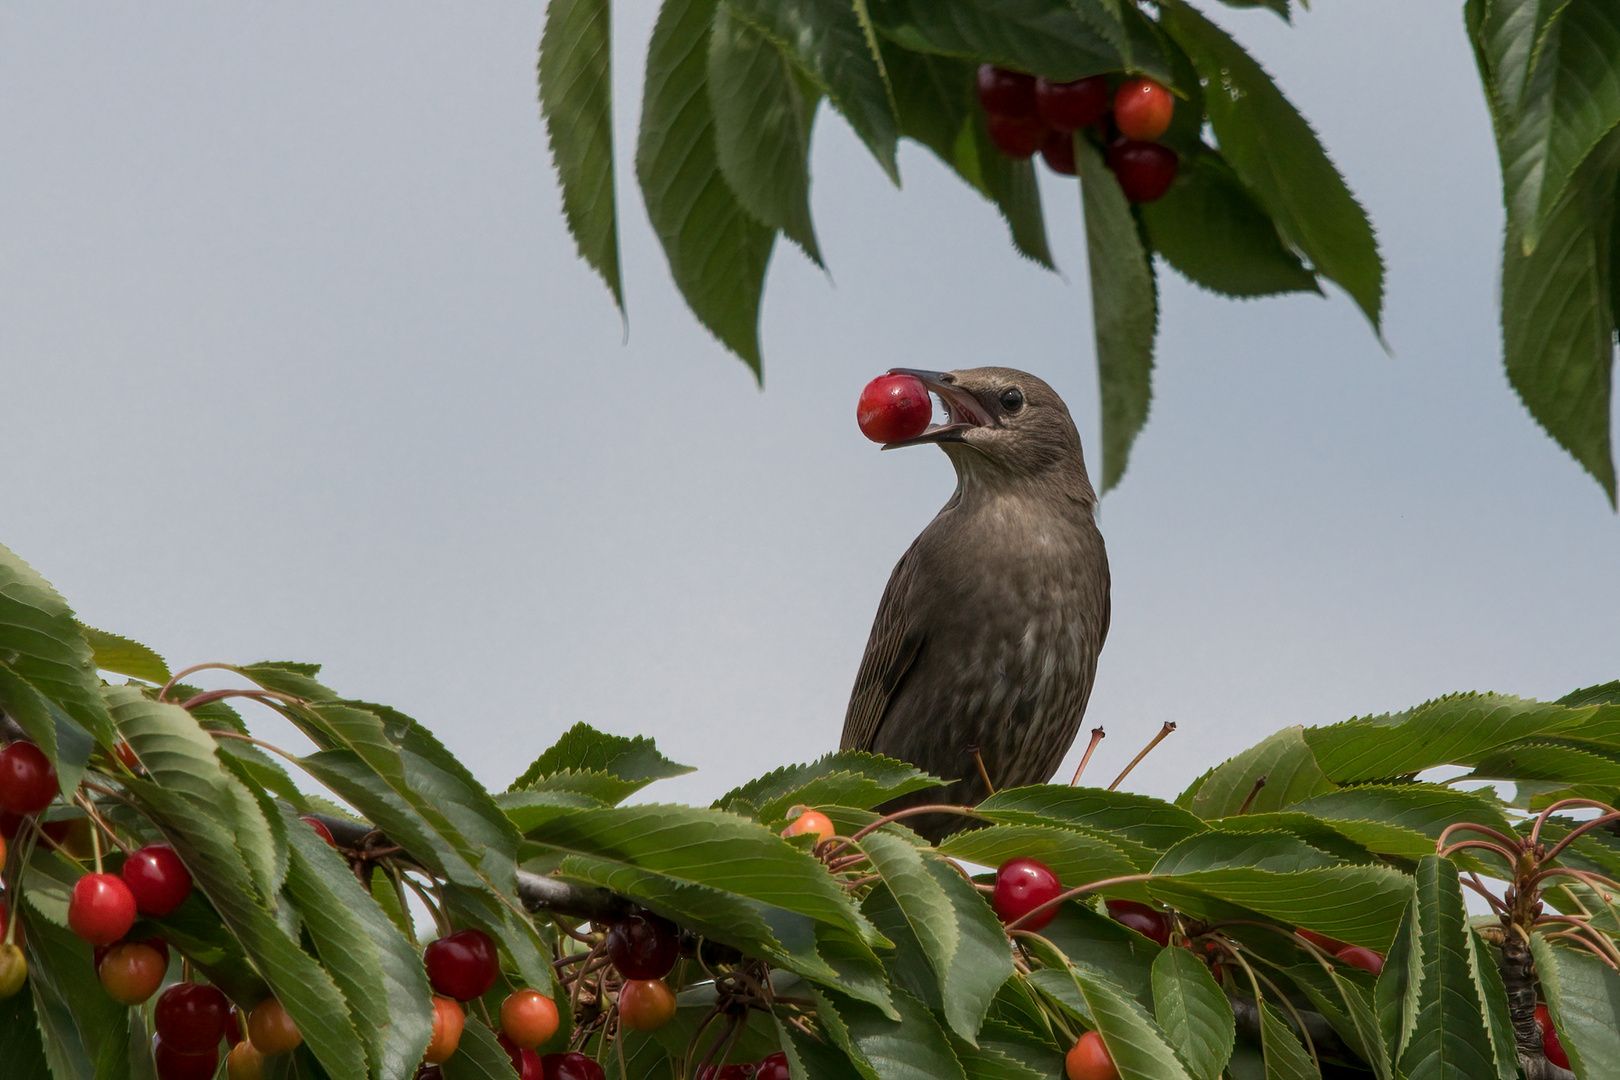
[841,551,925,754]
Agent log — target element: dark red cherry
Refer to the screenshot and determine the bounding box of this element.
[1335,946,1385,975]
[755,1052,791,1080]
[992,858,1063,931]
[1040,131,1077,176]
[605,911,680,981]
[976,65,1037,119]
[1105,899,1171,947]
[1035,76,1109,132]
[424,927,499,1001]
[985,114,1044,159]
[1535,1003,1570,1070]
[542,1051,606,1080]
[154,981,232,1054]
[0,742,58,815]
[1105,141,1178,203]
[153,1035,219,1080]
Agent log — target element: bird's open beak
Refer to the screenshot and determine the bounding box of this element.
[880,368,995,450]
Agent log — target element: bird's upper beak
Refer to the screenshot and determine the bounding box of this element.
[880,369,995,450]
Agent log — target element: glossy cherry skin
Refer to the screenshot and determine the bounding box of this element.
[1535,1003,1570,1069]
[1040,132,1077,176]
[976,65,1037,119]
[0,742,58,814]
[755,1052,791,1080]
[248,997,302,1055]
[123,844,194,917]
[1105,141,1178,203]
[992,857,1063,930]
[226,1041,265,1080]
[781,809,835,844]
[1295,928,1348,955]
[606,912,680,981]
[500,1034,545,1079]
[424,927,499,1000]
[985,114,1044,159]
[1335,946,1385,975]
[1114,78,1174,141]
[856,374,932,445]
[300,816,337,846]
[501,988,560,1049]
[618,978,678,1031]
[153,1035,220,1080]
[1036,76,1109,132]
[1105,899,1171,946]
[0,942,26,999]
[98,941,169,1004]
[426,997,466,1064]
[541,1051,605,1080]
[154,981,232,1054]
[1065,1030,1119,1080]
[68,872,139,946]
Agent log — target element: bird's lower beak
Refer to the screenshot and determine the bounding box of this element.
[880,369,994,450]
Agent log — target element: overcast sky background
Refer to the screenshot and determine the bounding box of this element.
[2,3,1615,809]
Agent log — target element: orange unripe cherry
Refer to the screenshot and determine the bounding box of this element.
[500,988,560,1049]
[617,979,677,1031]
[781,810,834,844]
[426,996,466,1064]
[1066,1031,1119,1080]
[226,1041,265,1080]
[248,997,303,1055]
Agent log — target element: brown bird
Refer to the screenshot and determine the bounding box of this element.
[842,367,1110,840]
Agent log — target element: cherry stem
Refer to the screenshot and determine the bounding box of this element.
[4,827,40,946]
[1542,811,1620,864]
[1530,866,1620,898]
[178,688,305,712]
[1069,727,1106,787]
[1003,873,1156,933]
[1436,839,1519,867]
[1437,821,1526,853]
[88,801,103,874]
[1235,776,1268,816]
[157,661,239,703]
[75,792,132,856]
[822,804,982,860]
[1463,874,1509,915]
[1107,722,1176,792]
[1530,798,1620,848]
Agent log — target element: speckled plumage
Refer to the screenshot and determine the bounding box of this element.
[842,367,1110,840]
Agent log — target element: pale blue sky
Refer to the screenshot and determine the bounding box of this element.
[2,3,1615,807]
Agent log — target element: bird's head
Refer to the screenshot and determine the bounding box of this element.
[882,366,1095,501]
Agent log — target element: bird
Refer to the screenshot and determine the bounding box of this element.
[841,367,1110,841]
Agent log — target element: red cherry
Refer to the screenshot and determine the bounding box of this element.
[154,981,232,1054]
[976,65,1037,120]
[114,741,143,773]
[1035,76,1109,132]
[1295,928,1348,954]
[1105,141,1178,203]
[499,1034,544,1078]
[856,374,932,445]
[606,911,680,981]
[985,114,1045,159]
[541,1051,605,1080]
[755,1053,791,1080]
[424,927,499,1001]
[1114,78,1174,141]
[1040,131,1077,176]
[68,872,138,946]
[0,743,58,815]
[153,1035,220,1080]
[1334,946,1385,975]
[300,816,337,847]
[1535,1003,1570,1069]
[123,844,194,917]
[1065,1031,1118,1080]
[1105,899,1170,947]
[992,858,1063,931]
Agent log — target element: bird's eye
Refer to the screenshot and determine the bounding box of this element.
[999,388,1024,412]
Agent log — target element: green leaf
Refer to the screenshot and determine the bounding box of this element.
[1470,740,1620,786]
[1531,932,1620,1080]
[717,750,940,820]
[280,805,434,1080]
[1077,136,1157,493]
[1153,831,1341,876]
[1286,785,1516,858]
[1150,860,1411,950]
[857,830,1014,1042]
[20,902,131,1080]
[540,0,623,311]
[708,4,823,263]
[1394,857,1497,1080]
[939,824,1142,893]
[1151,947,1234,1080]
[1138,150,1320,298]
[511,721,693,793]
[867,0,1126,82]
[1467,929,1518,1080]
[1283,963,1390,1080]
[1037,903,1162,1008]
[878,42,1053,267]
[725,0,900,182]
[0,986,49,1080]
[1560,680,1620,707]
[637,0,777,376]
[1257,1001,1315,1080]
[1302,692,1591,783]
[78,625,171,685]
[0,541,113,758]
[814,983,970,1080]
[1158,1,1383,334]
[978,786,1207,855]
[1072,968,1195,1080]
[1183,727,1335,819]
[442,1018,527,1080]
[1500,126,1620,504]
[1374,889,1421,1066]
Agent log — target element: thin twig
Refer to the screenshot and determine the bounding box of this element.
[1069,727,1105,786]
[1107,722,1176,792]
